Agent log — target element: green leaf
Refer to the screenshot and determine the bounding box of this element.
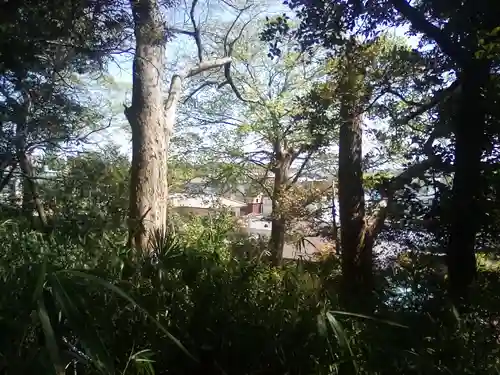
[316,313,328,337]
[49,274,114,374]
[325,312,358,374]
[37,295,65,375]
[60,269,197,362]
[328,310,408,328]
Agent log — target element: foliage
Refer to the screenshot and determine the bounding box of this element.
[39,146,130,238]
[1,0,500,374]
[1,221,500,374]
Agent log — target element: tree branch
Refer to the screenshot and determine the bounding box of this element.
[189,0,203,62]
[366,157,437,236]
[185,57,232,78]
[389,0,466,64]
[183,80,221,103]
[0,163,16,195]
[288,148,314,185]
[170,28,196,37]
[221,8,259,104]
[398,79,460,125]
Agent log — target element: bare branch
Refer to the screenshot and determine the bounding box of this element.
[219,7,260,104]
[170,28,196,37]
[189,0,203,62]
[288,148,314,185]
[183,80,220,103]
[389,0,466,64]
[241,168,273,198]
[186,57,232,78]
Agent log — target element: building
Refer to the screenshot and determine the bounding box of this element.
[170,193,247,217]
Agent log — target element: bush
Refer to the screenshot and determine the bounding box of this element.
[0,220,499,374]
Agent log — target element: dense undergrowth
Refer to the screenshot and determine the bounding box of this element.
[0,214,499,375]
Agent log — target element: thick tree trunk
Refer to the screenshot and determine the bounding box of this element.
[389,0,491,307]
[270,147,291,265]
[127,0,167,251]
[338,85,373,300]
[446,60,489,303]
[335,47,377,305]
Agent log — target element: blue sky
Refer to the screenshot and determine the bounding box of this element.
[97,2,420,160]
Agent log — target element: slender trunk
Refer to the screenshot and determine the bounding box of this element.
[270,216,286,265]
[165,76,183,152]
[127,0,167,251]
[331,181,341,252]
[0,164,15,196]
[270,148,291,265]
[15,93,48,230]
[22,172,33,219]
[17,150,48,229]
[446,60,489,303]
[337,60,373,303]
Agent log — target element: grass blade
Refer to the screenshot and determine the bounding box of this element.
[328,310,408,328]
[60,269,197,362]
[49,274,114,374]
[37,296,65,375]
[325,311,358,374]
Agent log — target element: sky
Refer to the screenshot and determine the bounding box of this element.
[96,1,421,162]
[99,0,276,155]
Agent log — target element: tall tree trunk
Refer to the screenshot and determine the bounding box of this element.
[389,0,492,307]
[446,60,489,303]
[126,0,167,251]
[337,67,373,300]
[270,147,291,265]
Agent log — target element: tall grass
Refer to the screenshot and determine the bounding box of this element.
[0,218,499,374]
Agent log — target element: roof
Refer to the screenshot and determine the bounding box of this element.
[170,194,247,209]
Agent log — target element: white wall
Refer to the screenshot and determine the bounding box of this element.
[262,197,273,216]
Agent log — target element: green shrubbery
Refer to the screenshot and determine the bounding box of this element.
[0,216,499,374]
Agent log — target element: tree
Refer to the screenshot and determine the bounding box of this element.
[40,146,130,237]
[263,0,500,304]
[297,36,439,304]
[125,0,253,251]
[178,28,335,264]
[0,0,128,230]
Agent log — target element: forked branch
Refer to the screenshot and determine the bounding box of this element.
[180,0,258,103]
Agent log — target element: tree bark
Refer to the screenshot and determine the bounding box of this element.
[269,146,291,265]
[0,164,15,196]
[389,0,491,303]
[331,181,341,252]
[127,0,168,251]
[446,60,489,303]
[337,65,373,300]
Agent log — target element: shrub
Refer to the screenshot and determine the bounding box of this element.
[0,221,499,374]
